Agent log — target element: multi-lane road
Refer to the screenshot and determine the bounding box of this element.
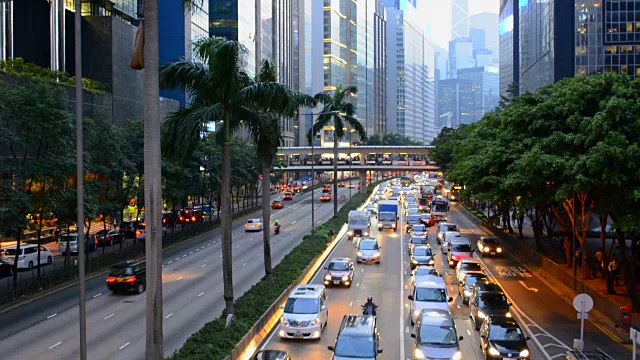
[262,196,631,359]
[0,185,358,359]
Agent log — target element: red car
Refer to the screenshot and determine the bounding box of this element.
[293,184,302,192]
[338,182,345,188]
[283,192,294,201]
[320,193,332,202]
[322,185,332,193]
[271,200,284,209]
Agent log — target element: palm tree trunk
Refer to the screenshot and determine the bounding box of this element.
[261,162,273,281]
[221,111,235,317]
[143,0,164,357]
[333,135,338,216]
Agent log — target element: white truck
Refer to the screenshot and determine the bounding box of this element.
[347,210,371,239]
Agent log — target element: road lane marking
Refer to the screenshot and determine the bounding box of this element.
[93,293,102,298]
[182,254,187,258]
[104,314,114,320]
[119,342,130,350]
[518,280,539,292]
[177,276,184,280]
[189,251,194,254]
[49,341,62,349]
[404,285,407,289]
[195,248,199,252]
[201,264,206,268]
[168,261,173,264]
[399,205,406,360]
[291,220,297,224]
[242,263,247,267]
[467,329,471,336]
[356,282,360,287]
[175,258,180,261]
[236,245,240,249]
[220,255,223,258]
[162,265,165,268]
[198,292,205,297]
[46,313,57,319]
[257,253,261,257]
[349,301,353,307]
[165,313,173,319]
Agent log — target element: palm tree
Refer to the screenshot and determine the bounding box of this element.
[309,85,366,215]
[159,37,303,317]
[244,60,313,281]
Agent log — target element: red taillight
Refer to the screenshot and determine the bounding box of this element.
[162,218,167,224]
[106,276,116,283]
[191,216,196,221]
[136,230,141,235]
[125,276,137,283]
[179,216,184,221]
[106,236,111,241]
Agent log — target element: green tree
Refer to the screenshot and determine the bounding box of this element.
[309,85,366,215]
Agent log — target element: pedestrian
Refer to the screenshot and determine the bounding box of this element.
[53,226,60,243]
[594,248,604,278]
[609,256,621,285]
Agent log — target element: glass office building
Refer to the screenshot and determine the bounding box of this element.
[438,78,474,128]
[457,66,500,122]
[499,0,518,97]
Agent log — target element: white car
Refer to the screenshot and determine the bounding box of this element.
[442,231,463,254]
[408,276,453,325]
[2,244,52,269]
[279,284,327,339]
[410,265,440,287]
[455,258,484,283]
[244,218,264,232]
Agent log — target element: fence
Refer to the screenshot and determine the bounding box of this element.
[463,205,640,332]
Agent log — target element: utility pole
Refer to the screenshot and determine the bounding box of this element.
[74,0,87,358]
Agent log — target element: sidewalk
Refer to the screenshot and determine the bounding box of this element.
[463,203,639,347]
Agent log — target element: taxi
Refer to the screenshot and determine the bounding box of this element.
[322,184,332,193]
[106,260,146,294]
[271,200,284,209]
[320,192,332,202]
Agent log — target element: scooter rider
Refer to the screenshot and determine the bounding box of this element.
[362,296,378,316]
[274,220,280,234]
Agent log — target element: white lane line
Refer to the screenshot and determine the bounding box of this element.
[165,313,173,319]
[201,264,206,268]
[257,253,261,257]
[399,205,406,360]
[49,341,62,349]
[198,292,205,297]
[182,254,187,258]
[291,220,297,224]
[467,329,471,336]
[220,254,223,258]
[177,276,184,280]
[174,258,180,261]
[405,326,410,333]
[46,313,57,319]
[189,251,194,254]
[207,244,212,247]
[93,292,102,298]
[236,245,240,249]
[168,261,173,264]
[349,301,353,307]
[104,314,114,320]
[119,342,131,350]
[356,282,360,287]
[195,249,200,252]
[242,263,247,267]
[202,246,206,249]
[162,265,165,268]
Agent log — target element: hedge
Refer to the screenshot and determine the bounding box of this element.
[167,183,379,360]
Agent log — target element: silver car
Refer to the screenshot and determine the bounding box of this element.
[357,238,381,264]
[411,309,463,360]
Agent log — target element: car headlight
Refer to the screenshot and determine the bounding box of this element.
[464,289,471,296]
[437,233,443,239]
[497,247,503,253]
[347,231,353,236]
[483,247,490,252]
[311,317,321,325]
[488,347,500,356]
[363,232,369,236]
[411,258,418,264]
[520,349,530,357]
[413,309,421,317]
[506,312,512,318]
[414,348,425,359]
[392,224,396,228]
[449,260,454,265]
[372,253,380,258]
[325,274,332,281]
[342,275,349,281]
[428,259,435,265]
[477,310,486,319]
[451,350,462,360]
[280,318,289,325]
[357,251,363,257]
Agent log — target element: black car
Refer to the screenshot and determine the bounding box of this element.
[0,260,12,279]
[95,229,124,247]
[106,260,146,294]
[251,350,291,360]
[458,272,487,304]
[119,221,140,240]
[479,317,531,359]
[477,237,504,257]
[410,245,435,270]
[470,291,512,330]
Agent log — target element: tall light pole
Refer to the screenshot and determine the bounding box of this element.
[74,0,87,358]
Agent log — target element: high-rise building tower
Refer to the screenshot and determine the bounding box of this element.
[448,37,474,78]
[499,0,519,97]
[451,0,469,39]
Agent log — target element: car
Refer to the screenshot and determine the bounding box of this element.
[283,192,294,201]
[411,309,463,360]
[244,218,264,232]
[389,195,398,201]
[477,236,503,257]
[458,272,488,305]
[479,316,531,359]
[365,204,377,216]
[456,258,484,283]
[406,214,422,232]
[106,260,146,294]
[357,238,381,264]
[0,260,12,278]
[59,233,98,254]
[406,207,420,217]
[441,231,462,254]
[470,286,512,330]
[408,276,453,325]
[409,224,427,238]
[271,200,284,209]
[420,213,434,227]
[328,315,383,359]
[292,184,302,192]
[2,245,53,269]
[436,223,458,244]
[410,265,440,287]
[405,196,417,204]
[95,229,124,247]
[135,223,147,242]
[322,184,332,193]
[408,235,428,256]
[184,209,205,224]
[251,350,291,360]
[448,238,474,268]
[119,221,140,239]
[320,192,332,202]
[410,245,435,269]
[279,284,328,339]
[338,182,345,187]
[323,257,354,287]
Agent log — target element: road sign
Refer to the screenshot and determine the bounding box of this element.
[573,294,594,313]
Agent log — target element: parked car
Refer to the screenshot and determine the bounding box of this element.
[59,233,97,255]
[106,260,146,294]
[2,245,52,269]
[95,229,124,247]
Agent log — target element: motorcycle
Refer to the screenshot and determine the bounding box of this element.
[274,223,280,235]
[361,303,378,316]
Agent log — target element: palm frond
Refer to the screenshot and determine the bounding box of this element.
[161,104,224,160]
[236,82,300,116]
[341,84,358,97]
[333,114,345,140]
[314,93,332,105]
[257,59,277,83]
[159,60,210,93]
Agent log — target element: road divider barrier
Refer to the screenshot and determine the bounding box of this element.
[168,182,383,360]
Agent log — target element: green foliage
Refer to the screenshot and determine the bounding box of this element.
[367,133,424,146]
[0,58,108,93]
[167,183,379,360]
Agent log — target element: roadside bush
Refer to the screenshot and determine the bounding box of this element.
[168,183,379,360]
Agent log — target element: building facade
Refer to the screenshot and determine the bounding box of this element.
[437,78,473,128]
[448,37,475,78]
[470,12,499,63]
[373,1,387,135]
[499,0,519,97]
[457,66,500,121]
[385,0,435,143]
[452,0,469,39]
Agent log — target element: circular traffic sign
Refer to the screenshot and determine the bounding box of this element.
[573,293,594,313]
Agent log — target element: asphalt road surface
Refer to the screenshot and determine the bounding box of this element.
[261,198,631,359]
[0,185,358,359]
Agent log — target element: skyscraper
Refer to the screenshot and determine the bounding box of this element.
[499,0,519,97]
[457,66,499,121]
[452,0,469,39]
[373,2,387,135]
[448,37,475,78]
[385,0,436,143]
[470,12,499,62]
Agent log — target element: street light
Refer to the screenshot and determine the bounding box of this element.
[300,110,339,234]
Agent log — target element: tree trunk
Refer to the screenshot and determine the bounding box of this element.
[333,135,338,216]
[221,111,235,318]
[261,162,273,281]
[12,234,21,292]
[143,0,164,356]
[516,213,524,238]
[36,213,44,280]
